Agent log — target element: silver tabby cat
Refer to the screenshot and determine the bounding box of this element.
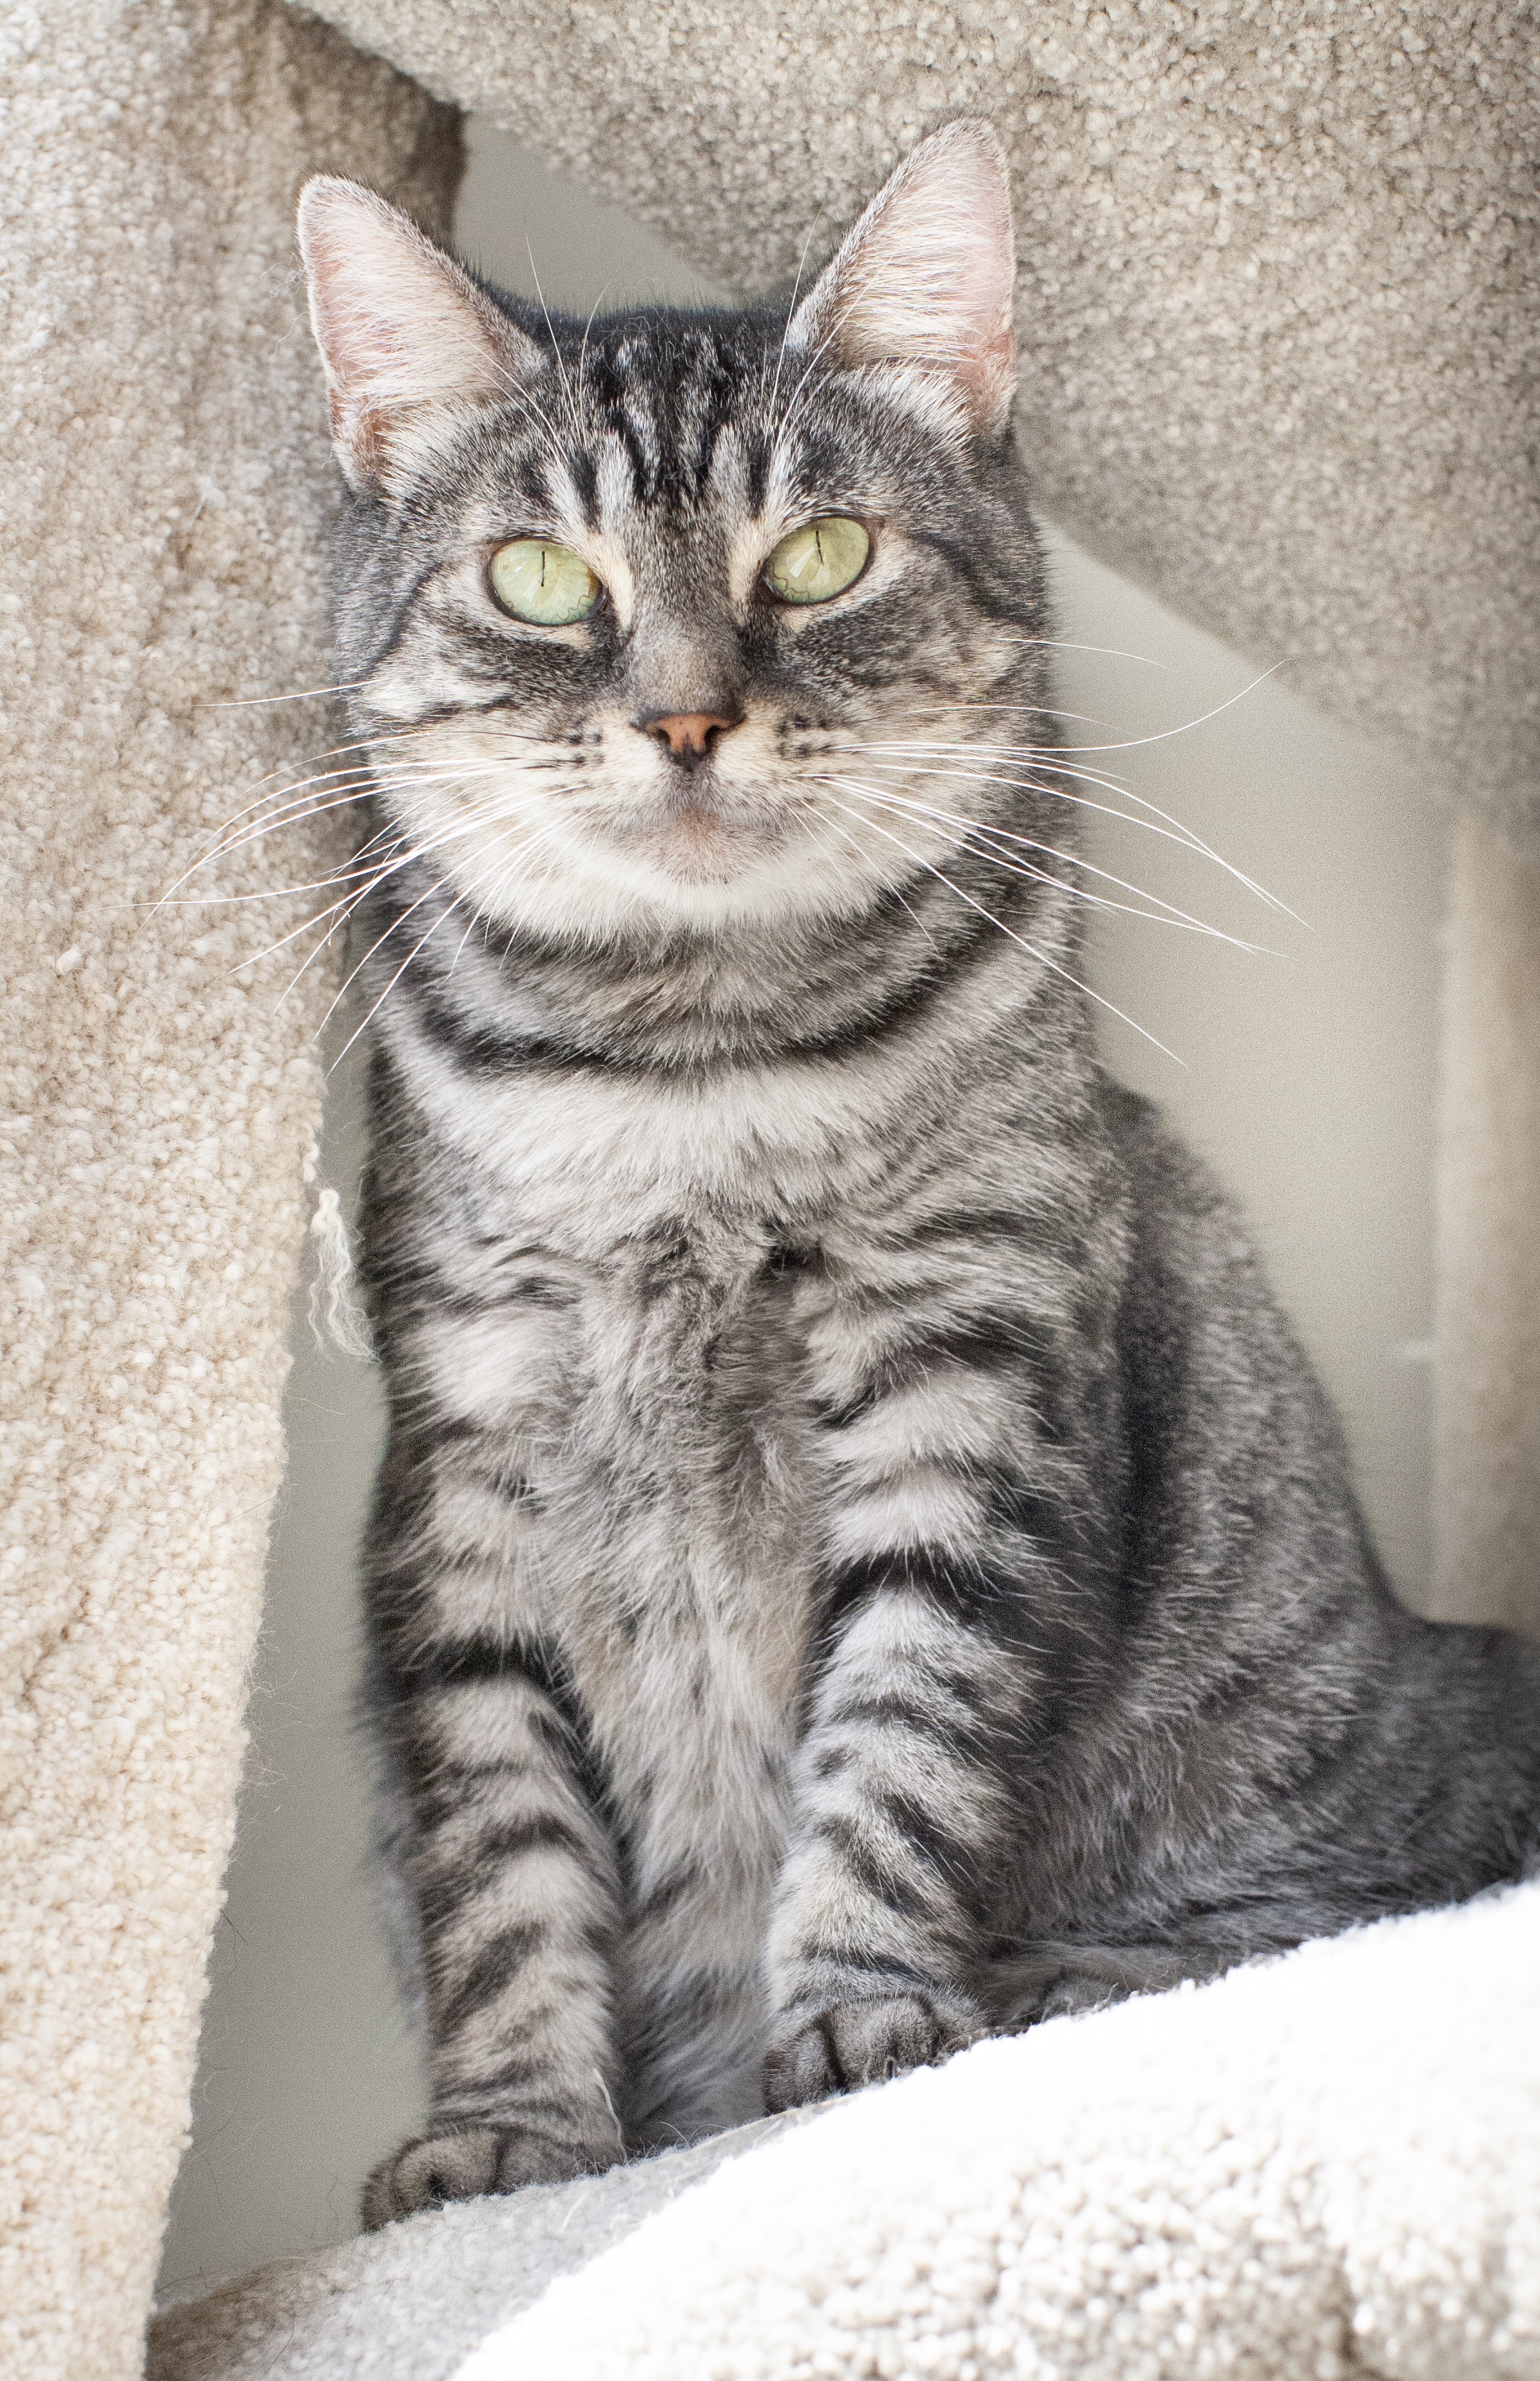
[295,122,1540,2228]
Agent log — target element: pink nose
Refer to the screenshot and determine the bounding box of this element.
[635,710,740,763]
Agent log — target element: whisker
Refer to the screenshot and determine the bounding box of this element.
[791,792,941,954]
[838,744,1295,922]
[821,768,1271,953]
[1055,669,1280,755]
[166,718,521,874]
[195,679,369,710]
[188,763,517,884]
[186,778,381,872]
[809,781,1183,1066]
[884,810,1256,948]
[767,209,827,424]
[523,243,586,446]
[305,782,561,977]
[230,782,561,984]
[157,757,385,898]
[210,741,557,851]
[329,818,570,1065]
[933,636,1172,673]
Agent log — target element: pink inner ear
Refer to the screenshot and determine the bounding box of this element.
[946,189,1016,417]
[792,123,1019,436]
[959,320,1018,428]
[298,178,528,491]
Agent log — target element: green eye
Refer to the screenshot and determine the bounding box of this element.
[488,539,601,625]
[763,516,871,605]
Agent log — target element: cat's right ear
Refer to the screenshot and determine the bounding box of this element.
[297,179,545,496]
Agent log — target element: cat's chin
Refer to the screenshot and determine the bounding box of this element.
[476,822,894,944]
[644,806,748,886]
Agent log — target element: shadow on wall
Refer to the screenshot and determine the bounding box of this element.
[155,115,1440,2300]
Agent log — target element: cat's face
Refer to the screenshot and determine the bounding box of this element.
[302,122,1050,948]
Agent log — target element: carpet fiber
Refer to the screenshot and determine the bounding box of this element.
[0,8,457,2372]
[151,1886,1540,2381]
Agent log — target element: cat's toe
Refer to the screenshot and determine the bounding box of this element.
[361,2124,619,2227]
[764,1987,982,2111]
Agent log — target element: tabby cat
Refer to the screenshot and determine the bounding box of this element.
[293,122,1540,2228]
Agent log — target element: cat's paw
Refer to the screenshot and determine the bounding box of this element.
[763,1987,983,2112]
[360,2123,621,2228]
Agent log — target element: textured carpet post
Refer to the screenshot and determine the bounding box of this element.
[0,6,458,2372]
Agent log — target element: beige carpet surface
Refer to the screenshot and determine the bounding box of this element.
[148,1887,1540,2381]
[465,1884,1540,2381]
[0,6,457,2375]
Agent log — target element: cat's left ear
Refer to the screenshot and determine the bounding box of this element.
[787,119,1017,440]
[298,179,546,495]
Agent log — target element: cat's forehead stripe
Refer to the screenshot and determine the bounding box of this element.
[575,324,765,514]
[463,314,889,539]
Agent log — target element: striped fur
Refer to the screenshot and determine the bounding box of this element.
[295,128,1540,2229]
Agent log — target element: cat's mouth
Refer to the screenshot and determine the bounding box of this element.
[646,799,746,883]
[660,775,726,822]
[594,768,782,882]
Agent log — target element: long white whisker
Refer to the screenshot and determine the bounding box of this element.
[189,755,548,881]
[306,783,564,991]
[831,779,1270,953]
[822,768,1272,952]
[523,243,584,446]
[840,745,1296,922]
[234,782,560,982]
[195,679,369,710]
[996,668,1278,759]
[934,637,1171,674]
[809,781,1183,1067]
[157,761,383,900]
[329,818,570,1064]
[767,208,826,423]
[791,792,941,953]
[575,280,613,434]
[167,718,523,876]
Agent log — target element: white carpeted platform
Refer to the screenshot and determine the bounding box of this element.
[153,1884,1540,2381]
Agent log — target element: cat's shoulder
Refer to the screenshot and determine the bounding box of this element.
[1097,1079,1235,1232]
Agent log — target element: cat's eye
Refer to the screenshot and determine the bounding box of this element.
[488,539,601,626]
[762,516,871,606]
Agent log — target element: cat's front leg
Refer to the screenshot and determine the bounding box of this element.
[765,1223,1114,2110]
[764,1580,1016,2108]
[362,1649,625,2226]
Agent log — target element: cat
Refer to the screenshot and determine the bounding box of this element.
[293,120,1540,2229]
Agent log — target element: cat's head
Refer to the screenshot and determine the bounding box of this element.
[299,121,1054,951]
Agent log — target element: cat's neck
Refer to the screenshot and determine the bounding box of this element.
[356,843,1090,1078]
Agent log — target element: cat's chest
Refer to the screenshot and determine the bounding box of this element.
[409,1185,818,1801]
[389,987,969,1241]
[414,1181,809,1444]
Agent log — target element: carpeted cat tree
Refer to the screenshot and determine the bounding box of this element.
[3,5,1537,2376]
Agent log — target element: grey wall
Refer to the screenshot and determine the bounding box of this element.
[157,117,1439,2299]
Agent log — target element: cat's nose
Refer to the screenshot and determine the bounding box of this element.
[633,709,743,768]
